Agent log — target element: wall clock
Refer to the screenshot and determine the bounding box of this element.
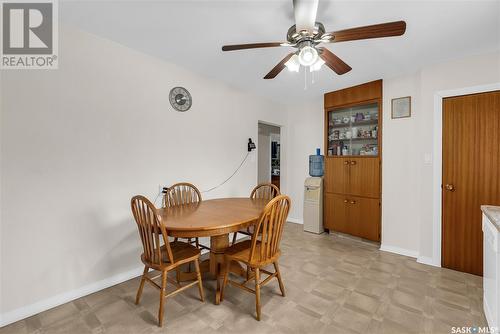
[169,87,192,112]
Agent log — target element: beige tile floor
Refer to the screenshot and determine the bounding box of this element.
[0,223,487,334]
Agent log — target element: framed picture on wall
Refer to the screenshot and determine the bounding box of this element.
[391,96,411,119]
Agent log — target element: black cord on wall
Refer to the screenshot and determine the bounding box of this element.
[201,152,250,193]
[152,151,251,205]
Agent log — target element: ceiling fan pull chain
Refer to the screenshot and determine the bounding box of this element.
[304,67,307,90]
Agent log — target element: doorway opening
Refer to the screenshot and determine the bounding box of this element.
[257,122,281,189]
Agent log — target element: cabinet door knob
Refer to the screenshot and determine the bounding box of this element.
[350,200,356,204]
[344,199,349,203]
[350,160,357,165]
[444,184,455,192]
[344,160,349,165]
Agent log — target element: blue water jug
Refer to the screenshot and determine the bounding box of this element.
[309,149,324,177]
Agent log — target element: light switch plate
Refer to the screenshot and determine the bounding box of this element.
[424,153,433,165]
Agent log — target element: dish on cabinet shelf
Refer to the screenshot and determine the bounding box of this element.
[327,102,379,157]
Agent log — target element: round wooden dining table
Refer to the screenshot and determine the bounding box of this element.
[157,197,268,304]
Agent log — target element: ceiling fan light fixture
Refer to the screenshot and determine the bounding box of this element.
[285,54,300,72]
[310,57,325,72]
[298,46,318,66]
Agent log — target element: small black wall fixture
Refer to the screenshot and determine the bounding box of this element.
[248,138,256,152]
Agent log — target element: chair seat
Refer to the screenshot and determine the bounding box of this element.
[225,240,280,266]
[166,241,200,262]
[141,241,200,269]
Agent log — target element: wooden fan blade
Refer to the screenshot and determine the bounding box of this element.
[263,53,295,79]
[222,42,283,51]
[325,21,406,43]
[319,48,352,75]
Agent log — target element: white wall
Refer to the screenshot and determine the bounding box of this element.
[286,101,323,223]
[380,73,421,257]
[0,26,288,324]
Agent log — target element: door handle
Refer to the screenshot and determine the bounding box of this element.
[444,184,455,192]
[350,200,356,204]
[344,199,349,203]
[344,160,350,165]
[350,161,357,165]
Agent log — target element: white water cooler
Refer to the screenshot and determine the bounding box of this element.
[303,177,324,234]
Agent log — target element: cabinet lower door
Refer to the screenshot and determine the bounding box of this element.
[324,158,349,194]
[324,193,349,233]
[347,158,380,198]
[348,196,380,241]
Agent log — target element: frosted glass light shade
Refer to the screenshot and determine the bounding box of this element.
[298,46,318,66]
[285,54,300,72]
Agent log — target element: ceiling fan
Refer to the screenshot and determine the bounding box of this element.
[221,0,406,79]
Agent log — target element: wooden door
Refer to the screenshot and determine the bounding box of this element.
[348,196,380,241]
[324,193,349,233]
[347,158,380,198]
[324,158,349,194]
[442,91,500,276]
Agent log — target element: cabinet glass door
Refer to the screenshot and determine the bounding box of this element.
[327,102,379,157]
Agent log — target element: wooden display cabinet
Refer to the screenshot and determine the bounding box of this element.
[323,80,382,242]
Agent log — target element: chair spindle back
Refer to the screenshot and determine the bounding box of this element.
[163,182,202,208]
[250,183,280,201]
[131,195,174,266]
[249,195,290,263]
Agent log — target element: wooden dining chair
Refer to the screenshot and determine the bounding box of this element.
[163,182,204,248]
[231,183,280,245]
[220,195,290,321]
[131,195,204,327]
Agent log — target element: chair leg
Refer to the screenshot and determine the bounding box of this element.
[195,237,200,248]
[194,259,205,302]
[231,232,237,245]
[135,266,149,305]
[220,259,231,302]
[176,267,181,283]
[186,238,193,272]
[158,270,168,327]
[254,268,261,321]
[273,261,285,297]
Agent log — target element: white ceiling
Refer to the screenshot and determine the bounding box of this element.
[60,0,500,105]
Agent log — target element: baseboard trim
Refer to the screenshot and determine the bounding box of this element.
[483,295,496,331]
[0,266,144,328]
[287,217,303,225]
[379,244,418,258]
[417,255,441,268]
